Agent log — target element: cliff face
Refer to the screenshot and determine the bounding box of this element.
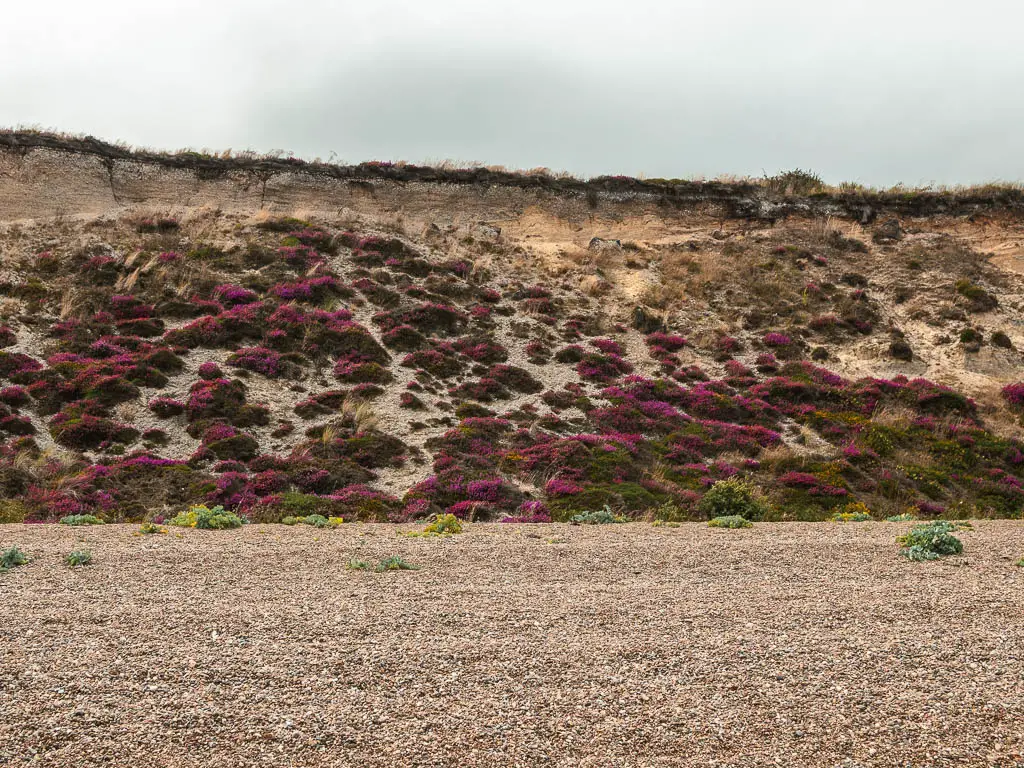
[4,130,1024,222]
[2,131,1024,524]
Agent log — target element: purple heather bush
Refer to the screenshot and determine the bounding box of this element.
[284,229,333,252]
[1002,383,1024,408]
[401,347,463,378]
[0,415,35,435]
[809,314,840,332]
[762,332,793,347]
[198,361,223,380]
[0,386,30,407]
[148,397,185,418]
[499,500,552,523]
[333,353,393,384]
[591,338,625,356]
[213,284,259,306]
[270,275,344,302]
[576,352,633,383]
[226,347,285,377]
[372,302,467,336]
[452,336,508,364]
[277,244,324,267]
[646,332,688,353]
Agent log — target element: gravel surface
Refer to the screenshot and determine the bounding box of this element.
[2,522,1023,767]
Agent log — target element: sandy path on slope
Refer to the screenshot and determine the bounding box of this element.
[1,522,1023,767]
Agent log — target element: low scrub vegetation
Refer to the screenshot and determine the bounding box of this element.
[0,183,1020,531]
[348,555,419,572]
[169,504,244,530]
[707,515,753,529]
[569,506,627,525]
[59,514,104,526]
[697,479,770,521]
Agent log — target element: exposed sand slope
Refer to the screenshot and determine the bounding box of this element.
[2,522,1023,767]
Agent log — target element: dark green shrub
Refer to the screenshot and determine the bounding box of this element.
[697,479,771,521]
[992,331,1013,349]
[959,327,983,345]
[955,279,998,312]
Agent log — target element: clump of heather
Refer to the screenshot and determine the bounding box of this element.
[576,352,633,383]
[149,397,185,418]
[762,332,793,347]
[1002,383,1024,409]
[213,284,259,306]
[226,347,285,378]
[501,500,552,523]
[198,362,223,380]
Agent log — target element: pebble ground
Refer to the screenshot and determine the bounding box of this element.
[2,521,1023,767]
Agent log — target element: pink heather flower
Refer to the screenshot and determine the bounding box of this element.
[763,332,792,347]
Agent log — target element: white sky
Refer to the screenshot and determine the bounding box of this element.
[3,0,1023,185]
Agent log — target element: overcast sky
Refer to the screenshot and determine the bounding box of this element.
[3,1,1023,186]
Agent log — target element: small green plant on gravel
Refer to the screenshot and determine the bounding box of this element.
[708,515,753,529]
[569,505,626,525]
[651,519,681,528]
[886,512,917,522]
[897,521,966,561]
[404,513,464,537]
[348,556,419,572]
[1014,557,1024,568]
[424,513,462,535]
[138,522,167,535]
[282,514,333,528]
[375,555,418,572]
[169,504,244,530]
[831,502,873,522]
[0,545,29,573]
[59,514,104,526]
[698,479,771,521]
[65,550,93,567]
